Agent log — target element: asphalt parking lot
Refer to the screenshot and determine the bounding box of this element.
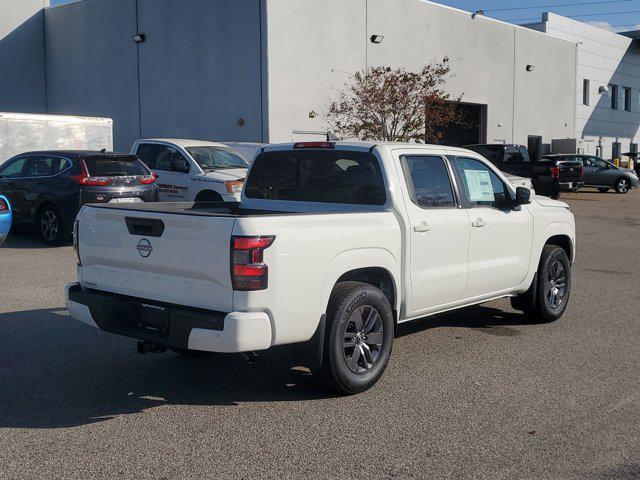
[1,190,639,480]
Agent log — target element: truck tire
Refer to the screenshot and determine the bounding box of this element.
[195,190,223,202]
[316,281,394,395]
[514,245,571,323]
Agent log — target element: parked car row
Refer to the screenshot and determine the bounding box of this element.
[0,139,253,244]
[543,153,640,194]
[465,143,640,196]
[0,138,637,246]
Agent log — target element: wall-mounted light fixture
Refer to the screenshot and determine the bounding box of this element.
[526,64,535,72]
[370,34,384,44]
[133,34,146,43]
[237,118,245,126]
[308,111,317,119]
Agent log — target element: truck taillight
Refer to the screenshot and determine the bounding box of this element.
[550,166,560,179]
[73,219,81,266]
[231,235,275,291]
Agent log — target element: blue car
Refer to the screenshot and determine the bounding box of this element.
[0,195,11,246]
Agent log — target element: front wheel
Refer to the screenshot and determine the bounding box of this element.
[316,281,394,395]
[513,245,571,323]
[38,205,65,245]
[615,178,631,194]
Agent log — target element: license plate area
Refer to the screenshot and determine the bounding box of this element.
[109,197,143,204]
[139,303,170,333]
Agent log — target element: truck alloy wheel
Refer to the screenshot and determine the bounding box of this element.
[342,305,385,373]
[545,260,567,310]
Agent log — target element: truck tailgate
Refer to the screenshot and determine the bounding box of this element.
[557,160,583,182]
[76,205,236,312]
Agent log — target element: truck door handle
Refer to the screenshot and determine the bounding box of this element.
[471,217,486,228]
[413,221,432,233]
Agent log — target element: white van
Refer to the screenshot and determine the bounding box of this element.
[131,138,248,202]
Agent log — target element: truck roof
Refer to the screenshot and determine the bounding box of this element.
[137,138,232,149]
[263,141,481,155]
[14,150,129,157]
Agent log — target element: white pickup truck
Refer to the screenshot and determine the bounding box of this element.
[67,141,575,394]
[132,139,248,202]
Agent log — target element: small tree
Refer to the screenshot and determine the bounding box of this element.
[326,59,463,143]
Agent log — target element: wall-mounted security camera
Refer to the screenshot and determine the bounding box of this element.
[526,64,535,72]
[370,35,384,44]
[472,10,484,19]
[598,85,610,94]
[133,34,145,43]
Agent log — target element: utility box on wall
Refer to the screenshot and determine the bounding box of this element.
[551,138,596,155]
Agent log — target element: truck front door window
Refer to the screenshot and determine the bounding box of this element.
[453,157,510,209]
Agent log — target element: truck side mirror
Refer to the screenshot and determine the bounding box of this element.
[171,159,190,173]
[515,187,531,206]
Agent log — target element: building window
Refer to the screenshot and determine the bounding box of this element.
[583,79,590,106]
[624,87,632,111]
[610,84,618,109]
[612,142,621,160]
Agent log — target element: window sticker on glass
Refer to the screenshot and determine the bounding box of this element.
[464,169,494,202]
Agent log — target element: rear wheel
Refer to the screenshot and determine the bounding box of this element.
[316,281,394,395]
[598,187,610,193]
[195,190,223,202]
[512,245,571,323]
[38,205,65,245]
[615,177,631,194]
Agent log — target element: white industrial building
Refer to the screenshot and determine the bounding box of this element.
[0,0,638,161]
[528,12,640,160]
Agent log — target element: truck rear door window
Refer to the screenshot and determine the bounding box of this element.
[401,155,456,208]
[245,150,386,205]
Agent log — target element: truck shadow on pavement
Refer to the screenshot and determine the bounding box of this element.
[1,231,72,249]
[0,303,532,429]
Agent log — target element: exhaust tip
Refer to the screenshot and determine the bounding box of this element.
[137,340,166,354]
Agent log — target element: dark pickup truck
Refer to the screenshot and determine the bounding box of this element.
[465,144,584,198]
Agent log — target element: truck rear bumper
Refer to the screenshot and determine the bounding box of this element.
[559,181,584,192]
[65,283,272,353]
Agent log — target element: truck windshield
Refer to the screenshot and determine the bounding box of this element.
[245,150,386,205]
[465,145,502,165]
[186,146,248,170]
[85,156,149,177]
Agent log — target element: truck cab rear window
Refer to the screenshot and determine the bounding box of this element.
[245,150,386,205]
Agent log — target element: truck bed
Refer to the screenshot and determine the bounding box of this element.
[84,201,365,217]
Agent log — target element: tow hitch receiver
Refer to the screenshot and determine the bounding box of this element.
[137,341,166,354]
